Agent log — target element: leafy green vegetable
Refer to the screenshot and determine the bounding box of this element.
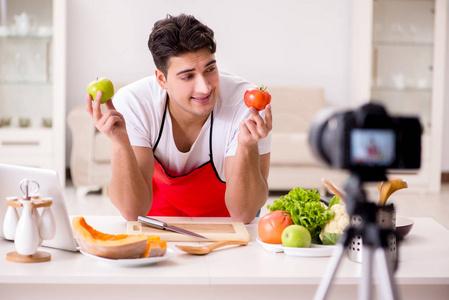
[328,196,341,208]
[267,188,334,241]
[321,233,342,245]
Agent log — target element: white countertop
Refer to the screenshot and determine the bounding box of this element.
[1,216,449,300]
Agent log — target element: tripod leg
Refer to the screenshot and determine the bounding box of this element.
[359,245,374,300]
[313,243,346,300]
[374,248,400,300]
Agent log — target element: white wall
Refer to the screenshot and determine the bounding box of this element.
[65,0,351,165]
[65,0,449,171]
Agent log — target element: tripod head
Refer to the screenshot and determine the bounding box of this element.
[343,173,376,223]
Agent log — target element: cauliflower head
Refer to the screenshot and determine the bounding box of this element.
[319,203,350,245]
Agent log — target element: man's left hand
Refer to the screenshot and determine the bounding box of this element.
[238,104,272,147]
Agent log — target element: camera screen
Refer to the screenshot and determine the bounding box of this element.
[350,129,396,166]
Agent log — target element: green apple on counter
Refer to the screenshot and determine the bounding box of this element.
[87,77,114,104]
[281,225,311,248]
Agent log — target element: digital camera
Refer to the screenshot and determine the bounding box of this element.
[308,102,421,180]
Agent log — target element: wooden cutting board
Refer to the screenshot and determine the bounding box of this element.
[127,221,250,242]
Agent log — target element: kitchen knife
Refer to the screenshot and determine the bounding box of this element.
[137,216,209,240]
[320,195,331,206]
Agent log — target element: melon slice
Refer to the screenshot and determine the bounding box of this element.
[72,216,166,259]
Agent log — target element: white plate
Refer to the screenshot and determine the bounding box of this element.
[80,248,176,267]
[256,238,284,253]
[257,238,335,257]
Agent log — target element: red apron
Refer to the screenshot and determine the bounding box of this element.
[148,106,230,217]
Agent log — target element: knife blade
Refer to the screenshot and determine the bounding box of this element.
[320,195,331,206]
[137,216,209,240]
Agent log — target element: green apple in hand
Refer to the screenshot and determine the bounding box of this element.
[87,77,114,104]
[281,225,311,248]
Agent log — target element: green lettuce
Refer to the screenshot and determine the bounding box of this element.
[267,188,334,241]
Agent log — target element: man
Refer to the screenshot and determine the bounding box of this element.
[86,14,272,224]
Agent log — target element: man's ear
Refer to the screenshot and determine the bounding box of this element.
[155,69,168,90]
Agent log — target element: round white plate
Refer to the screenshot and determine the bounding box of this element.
[257,238,335,257]
[80,248,175,267]
[256,238,284,253]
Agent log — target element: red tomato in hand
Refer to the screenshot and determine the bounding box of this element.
[258,210,294,244]
[244,86,271,111]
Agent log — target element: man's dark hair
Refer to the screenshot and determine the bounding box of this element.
[148,14,216,76]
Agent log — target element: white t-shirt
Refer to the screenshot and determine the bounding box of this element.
[113,71,271,182]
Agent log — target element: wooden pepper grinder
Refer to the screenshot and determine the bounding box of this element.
[4,179,54,263]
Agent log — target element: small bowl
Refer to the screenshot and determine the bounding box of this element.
[19,117,31,128]
[396,216,414,240]
[0,117,11,127]
[42,117,52,128]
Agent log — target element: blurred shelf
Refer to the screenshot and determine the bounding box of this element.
[0,0,66,185]
[373,41,433,47]
[351,0,446,193]
[0,81,52,86]
[371,87,432,93]
[0,126,52,132]
[0,35,52,41]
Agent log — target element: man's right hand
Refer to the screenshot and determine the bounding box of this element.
[85,91,128,143]
[86,90,153,220]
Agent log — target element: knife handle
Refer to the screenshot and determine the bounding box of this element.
[137,216,167,229]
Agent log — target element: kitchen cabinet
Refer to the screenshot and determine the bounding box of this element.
[0,0,66,185]
[350,0,447,193]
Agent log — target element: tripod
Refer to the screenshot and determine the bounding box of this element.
[314,174,400,300]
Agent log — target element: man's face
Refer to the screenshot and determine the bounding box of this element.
[157,48,220,119]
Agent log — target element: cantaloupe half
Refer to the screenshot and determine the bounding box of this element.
[72,216,166,259]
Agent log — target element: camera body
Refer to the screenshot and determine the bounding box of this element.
[309,102,421,181]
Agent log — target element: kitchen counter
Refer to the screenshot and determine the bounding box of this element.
[1,217,448,300]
